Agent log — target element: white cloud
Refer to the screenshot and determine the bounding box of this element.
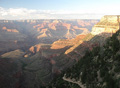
[0,7,119,20]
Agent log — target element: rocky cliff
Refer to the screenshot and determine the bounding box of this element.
[51,35,86,49]
[61,30,120,88]
[47,17,120,88]
[91,15,120,35]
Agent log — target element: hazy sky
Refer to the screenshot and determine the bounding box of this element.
[0,0,120,19]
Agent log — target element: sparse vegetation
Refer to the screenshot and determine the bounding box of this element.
[48,30,120,88]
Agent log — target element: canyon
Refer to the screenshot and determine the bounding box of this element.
[0,15,120,88]
[0,19,98,54]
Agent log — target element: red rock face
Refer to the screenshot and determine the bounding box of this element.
[35,44,41,52]
[33,23,45,29]
[2,27,7,30]
[62,23,71,29]
[31,19,98,39]
[2,27,19,33]
[0,19,99,56]
[48,22,57,30]
[29,45,42,54]
[75,35,86,40]
[29,46,35,53]
[40,28,48,33]
[51,34,86,49]
[27,44,50,55]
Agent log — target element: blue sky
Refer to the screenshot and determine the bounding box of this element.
[0,0,120,19]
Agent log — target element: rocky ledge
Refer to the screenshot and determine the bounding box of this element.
[91,15,120,35]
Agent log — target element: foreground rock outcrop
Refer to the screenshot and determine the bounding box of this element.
[91,15,120,35]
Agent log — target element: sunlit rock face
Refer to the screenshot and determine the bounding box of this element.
[91,15,120,35]
[2,26,19,33]
[51,35,86,50]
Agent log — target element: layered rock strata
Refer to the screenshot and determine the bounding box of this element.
[91,15,120,35]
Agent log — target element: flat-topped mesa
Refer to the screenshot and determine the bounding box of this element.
[91,15,120,35]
